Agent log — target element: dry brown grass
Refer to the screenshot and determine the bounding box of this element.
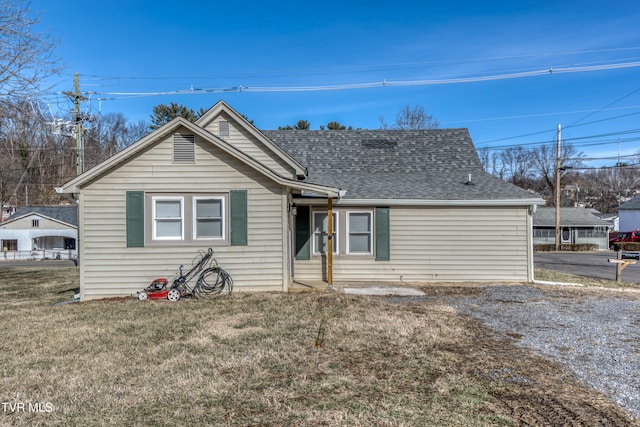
[534,267,635,288]
[0,267,636,426]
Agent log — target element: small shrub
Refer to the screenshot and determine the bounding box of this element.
[534,244,597,252]
[612,242,640,252]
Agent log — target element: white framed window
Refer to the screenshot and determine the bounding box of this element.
[193,197,225,239]
[32,219,40,228]
[152,197,184,240]
[313,211,338,255]
[347,211,373,254]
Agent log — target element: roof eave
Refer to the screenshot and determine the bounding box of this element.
[293,197,546,206]
[1,212,77,228]
[58,117,340,198]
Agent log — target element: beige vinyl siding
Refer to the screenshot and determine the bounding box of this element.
[293,205,531,283]
[79,130,287,300]
[203,114,297,179]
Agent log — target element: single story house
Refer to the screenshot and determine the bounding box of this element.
[58,101,544,300]
[617,195,640,232]
[532,207,611,249]
[0,205,78,260]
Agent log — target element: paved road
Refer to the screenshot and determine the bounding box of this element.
[534,251,640,285]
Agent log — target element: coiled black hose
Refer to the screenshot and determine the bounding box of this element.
[193,266,233,297]
[171,248,233,297]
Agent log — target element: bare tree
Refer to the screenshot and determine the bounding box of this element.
[0,99,70,206]
[0,1,62,103]
[84,113,148,169]
[0,1,63,206]
[530,142,585,206]
[498,146,536,188]
[0,101,149,207]
[477,147,502,177]
[379,104,440,130]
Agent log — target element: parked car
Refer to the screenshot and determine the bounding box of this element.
[609,232,621,249]
[610,230,640,250]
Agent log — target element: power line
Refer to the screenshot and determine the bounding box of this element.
[477,111,640,146]
[445,105,640,126]
[74,46,640,83]
[565,162,640,170]
[565,86,640,128]
[567,153,639,161]
[477,129,640,152]
[79,60,640,98]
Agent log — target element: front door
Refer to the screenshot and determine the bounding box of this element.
[561,227,571,244]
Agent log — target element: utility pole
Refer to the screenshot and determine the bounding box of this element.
[555,124,561,251]
[63,73,87,175]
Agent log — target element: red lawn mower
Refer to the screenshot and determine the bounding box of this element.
[137,278,181,302]
[137,248,233,302]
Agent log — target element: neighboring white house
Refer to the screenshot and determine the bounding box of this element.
[58,101,544,300]
[591,210,618,231]
[0,206,78,261]
[617,195,640,231]
[532,207,611,250]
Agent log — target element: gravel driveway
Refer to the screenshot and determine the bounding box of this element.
[445,284,640,419]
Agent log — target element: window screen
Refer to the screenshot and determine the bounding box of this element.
[348,212,372,254]
[194,198,224,238]
[154,198,183,239]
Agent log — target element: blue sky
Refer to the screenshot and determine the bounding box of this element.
[32,0,640,168]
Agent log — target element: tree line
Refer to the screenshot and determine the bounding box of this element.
[1,1,638,212]
[479,145,640,212]
[0,100,149,207]
[1,97,639,212]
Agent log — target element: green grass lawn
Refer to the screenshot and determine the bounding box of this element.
[0,267,635,426]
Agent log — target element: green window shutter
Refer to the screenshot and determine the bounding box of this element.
[126,191,144,247]
[375,207,390,261]
[295,205,310,260]
[230,190,248,246]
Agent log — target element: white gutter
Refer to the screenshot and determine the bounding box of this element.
[56,186,78,203]
[293,197,545,207]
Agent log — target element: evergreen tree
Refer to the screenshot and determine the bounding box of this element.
[150,103,201,130]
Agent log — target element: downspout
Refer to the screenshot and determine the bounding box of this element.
[528,204,536,282]
[327,197,333,289]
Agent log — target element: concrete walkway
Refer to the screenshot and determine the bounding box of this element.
[341,286,426,296]
[289,280,426,296]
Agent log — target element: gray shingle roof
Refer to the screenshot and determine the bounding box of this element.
[533,207,611,227]
[618,195,640,210]
[7,205,78,226]
[263,129,537,200]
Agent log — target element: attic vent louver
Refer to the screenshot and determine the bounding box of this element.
[219,121,230,137]
[173,134,195,163]
[362,139,397,149]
